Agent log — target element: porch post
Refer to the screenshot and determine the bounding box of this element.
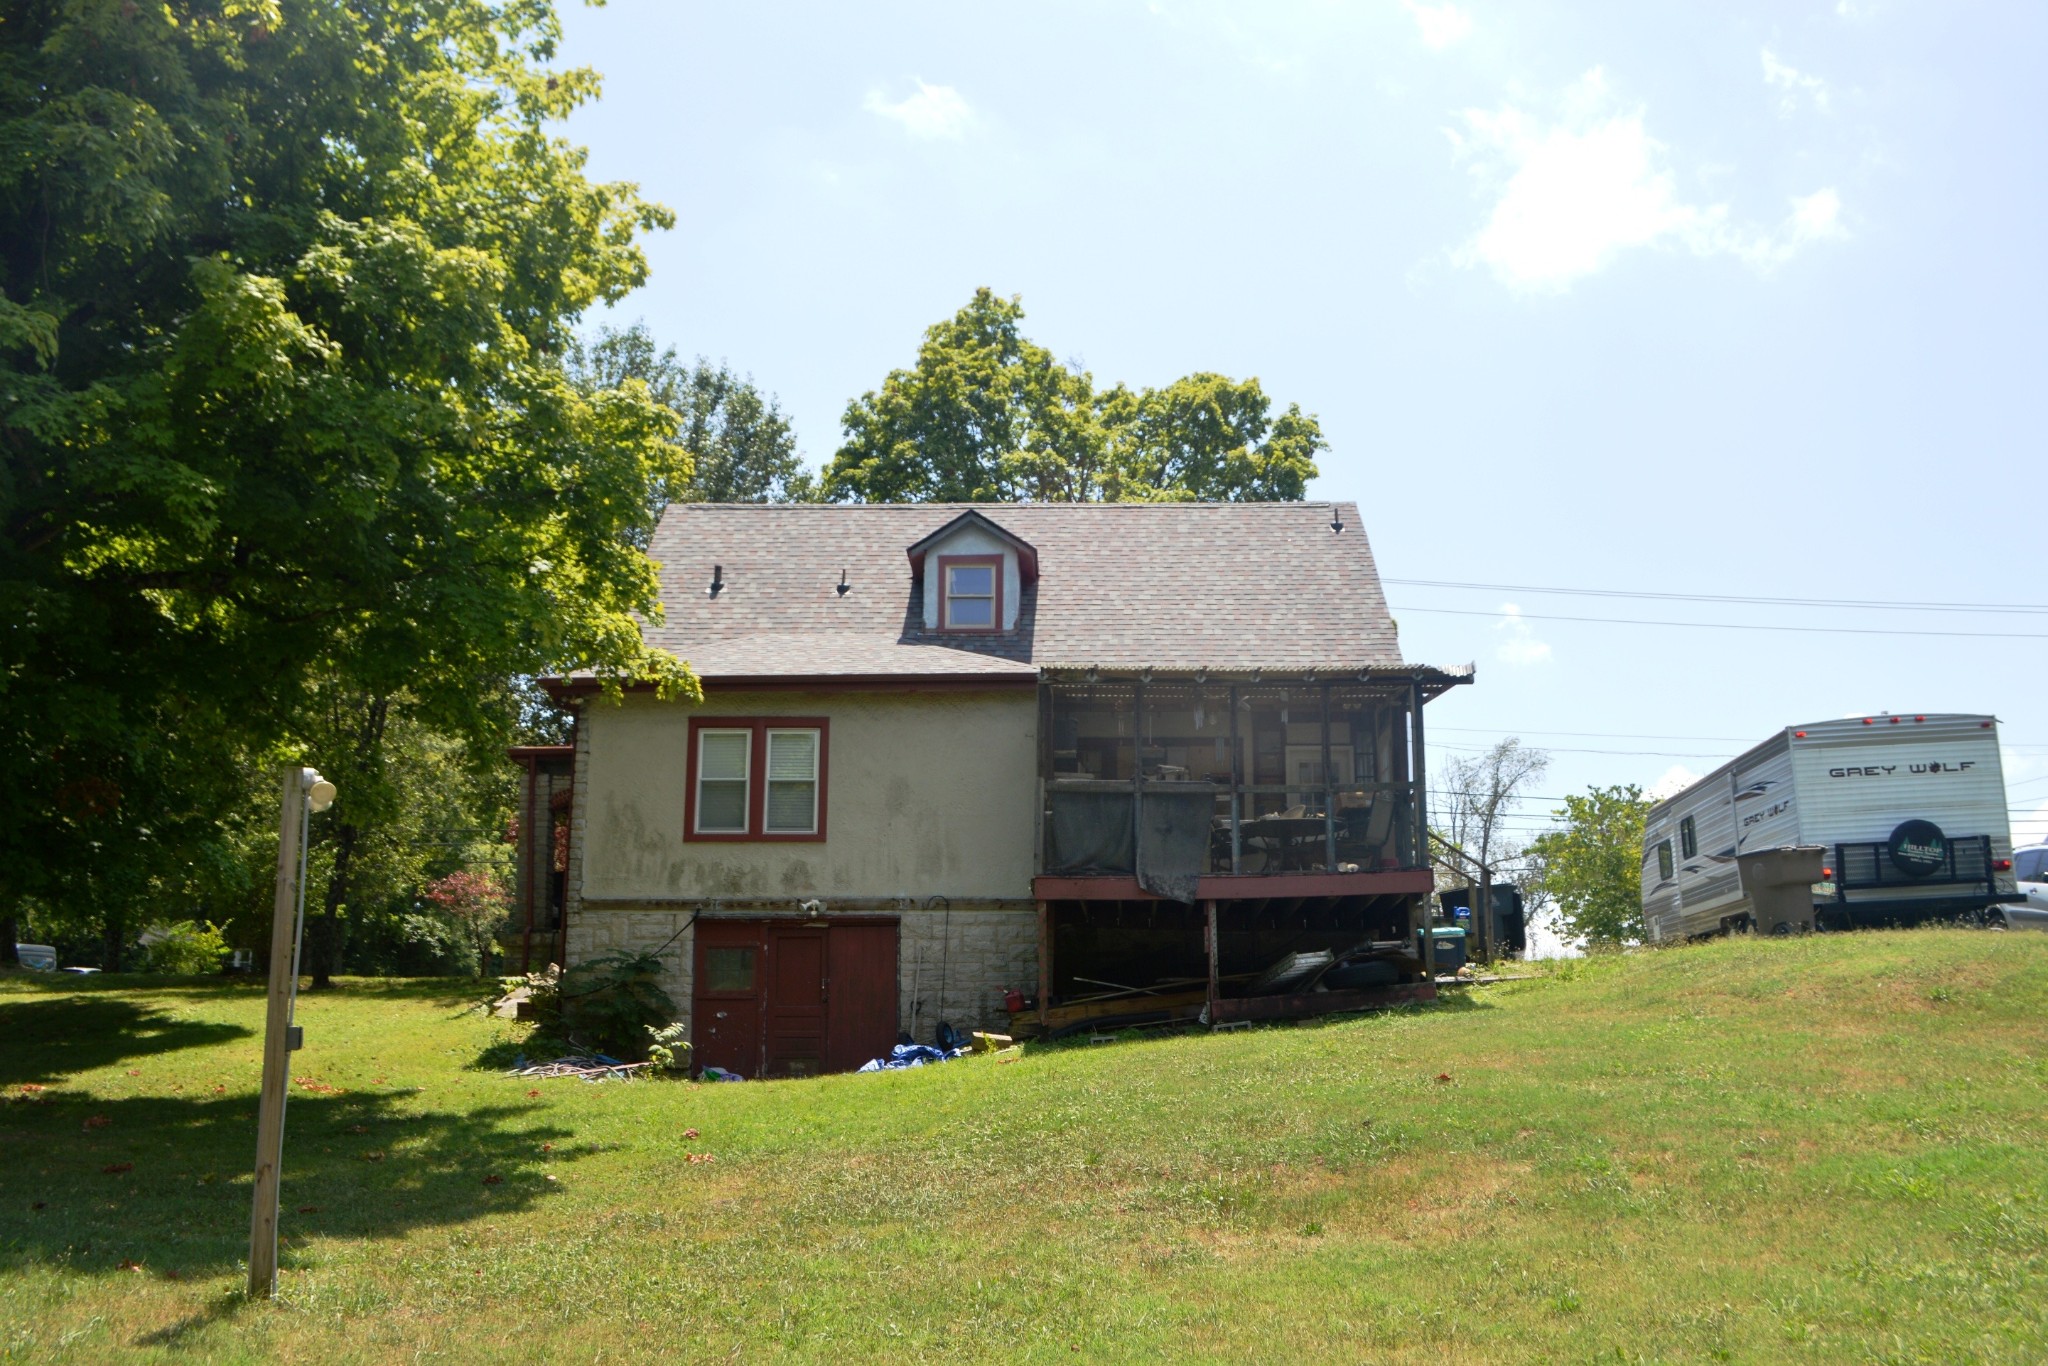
[1036,900,1052,1031]
[1410,677,1435,981]
[1228,685,1242,874]
[1321,682,1336,872]
[1204,899,1220,1019]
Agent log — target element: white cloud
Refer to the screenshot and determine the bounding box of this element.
[1493,602,1553,666]
[1647,765,1702,801]
[1762,48,1830,116]
[863,81,974,140]
[1449,68,1846,292]
[1402,0,1472,51]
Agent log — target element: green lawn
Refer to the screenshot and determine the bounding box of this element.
[3,930,2044,1363]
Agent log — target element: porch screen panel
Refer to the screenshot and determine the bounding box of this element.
[697,730,751,832]
[765,729,819,833]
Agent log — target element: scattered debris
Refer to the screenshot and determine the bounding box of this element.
[118,1259,144,1273]
[700,1067,746,1083]
[1436,1073,1453,1083]
[83,1114,110,1131]
[682,1128,698,1139]
[293,1076,343,1095]
[685,1152,716,1165]
[507,1052,651,1083]
[102,1163,133,1174]
[482,1174,503,1186]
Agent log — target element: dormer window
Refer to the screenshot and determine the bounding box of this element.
[907,509,1037,636]
[939,555,1001,632]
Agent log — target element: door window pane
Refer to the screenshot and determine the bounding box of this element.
[1680,815,1698,859]
[1656,840,1674,880]
[704,947,756,991]
[697,730,750,832]
[765,729,819,833]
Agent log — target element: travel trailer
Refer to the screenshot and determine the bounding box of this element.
[1641,714,2020,941]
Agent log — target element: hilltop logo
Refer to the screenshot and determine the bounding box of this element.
[1887,819,1948,878]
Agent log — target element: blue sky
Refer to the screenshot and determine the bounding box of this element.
[554,0,2048,855]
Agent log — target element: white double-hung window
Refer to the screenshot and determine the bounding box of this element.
[764,729,820,834]
[695,729,752,834]
[687,718,829,841]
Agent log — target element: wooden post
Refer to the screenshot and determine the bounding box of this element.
[1035,900,1052,1031]
[248,767,307,1300]
[1204,899,1220,1019]
[1410,679,1435,981]
[1476,863,1494,967]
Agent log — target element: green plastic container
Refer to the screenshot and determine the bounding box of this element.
[1417,926,1467,972]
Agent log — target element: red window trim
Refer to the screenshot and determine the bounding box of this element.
[936,553,1004,633]
[684,716,829,843]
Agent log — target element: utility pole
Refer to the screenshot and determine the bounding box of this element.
[247,766,334,1300]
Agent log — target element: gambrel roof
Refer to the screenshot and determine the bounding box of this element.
[630,501,1468,687]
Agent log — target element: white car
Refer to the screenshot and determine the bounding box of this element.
[2007,846,2048,930]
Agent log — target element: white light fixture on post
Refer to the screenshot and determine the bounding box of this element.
[246,766,335,1300]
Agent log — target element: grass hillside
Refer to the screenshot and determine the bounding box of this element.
[3,930,2044,1363]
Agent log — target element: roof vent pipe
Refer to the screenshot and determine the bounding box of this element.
[836,569,850,597]
[1330,512,1344,533]
[709,564,724,598]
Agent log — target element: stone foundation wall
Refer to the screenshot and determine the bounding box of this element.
[559,904,1036,1044]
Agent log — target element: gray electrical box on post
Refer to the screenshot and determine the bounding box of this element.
[1735,845,1827,935]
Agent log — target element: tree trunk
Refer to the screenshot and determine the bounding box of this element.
[1,915,18,968]
[306,694,390,991]
[307,820,357,990]
[101,895,124,973]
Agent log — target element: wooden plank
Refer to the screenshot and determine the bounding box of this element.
[1030,870,1434,902]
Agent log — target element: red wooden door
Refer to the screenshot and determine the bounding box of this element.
[764,926,826,1078]
[692,921,764,1077]
[825,922,900,1073]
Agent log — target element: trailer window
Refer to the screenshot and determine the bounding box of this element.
[1680,815,1697,860]
[1656,840,1673,881]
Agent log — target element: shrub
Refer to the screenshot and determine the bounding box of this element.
[645,1021,691,1073]
[559,951,677,1059]
[140,920,233,975]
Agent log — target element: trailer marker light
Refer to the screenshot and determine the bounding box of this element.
[1914,715,1925,723]
[1862,718,1874,725]
[1981,721,1993,729]
[1995,859,2012,872]
[1822,867,1833,878]
[1794,730,1807,738]
[1889,716,1901,724]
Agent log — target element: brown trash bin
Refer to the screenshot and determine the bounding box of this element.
[1735,845,1827,935]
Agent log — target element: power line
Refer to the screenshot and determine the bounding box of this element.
[1428,724,1759,743]
[1387,578,2048,616]
[1394,604,2048,641]
[1430,723,2048,749]
[1432,741,1735,758]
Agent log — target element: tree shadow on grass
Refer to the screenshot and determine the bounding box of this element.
[0,1087,585,1282]
[0,997,253,1087]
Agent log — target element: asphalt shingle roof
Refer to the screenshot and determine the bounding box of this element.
[641,502,1444,680]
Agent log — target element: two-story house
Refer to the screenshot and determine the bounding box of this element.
[513,501,1471,1077]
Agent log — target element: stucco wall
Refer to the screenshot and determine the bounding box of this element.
[577,687,1038,902]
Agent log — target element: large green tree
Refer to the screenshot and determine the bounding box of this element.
[0,0,693,966]
[571,322,817,513]
[822,288,1325,503]
[1527,785,1653,948]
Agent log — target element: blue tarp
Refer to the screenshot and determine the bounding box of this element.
[856,1044,963,1073]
